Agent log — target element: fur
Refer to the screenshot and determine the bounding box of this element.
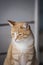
[3,20,38,65]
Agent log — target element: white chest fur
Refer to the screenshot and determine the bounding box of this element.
[12,35,33,52]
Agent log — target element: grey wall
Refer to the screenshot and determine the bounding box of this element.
[0,0,35,23]
[0,0,35,52]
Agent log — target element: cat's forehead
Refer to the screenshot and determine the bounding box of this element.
[12,22,27,29]
[11,22,28,32]
[13,22,25,29]
[8,20,29,27]
[14,22,26,26]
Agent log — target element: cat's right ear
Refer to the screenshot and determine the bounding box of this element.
[8,20,15,27]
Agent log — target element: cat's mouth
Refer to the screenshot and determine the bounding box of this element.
[15,39,21,42]
[13,37,25,42]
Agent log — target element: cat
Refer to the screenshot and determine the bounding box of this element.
[3,20,38,65]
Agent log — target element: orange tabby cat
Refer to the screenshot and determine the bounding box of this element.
[4,20,38,65]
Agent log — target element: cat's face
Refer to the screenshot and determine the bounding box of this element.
[8,20,31,41]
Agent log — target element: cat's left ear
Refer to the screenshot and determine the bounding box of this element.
[24,22,31,30]
[28,24,31,30]
[8,20,15,27]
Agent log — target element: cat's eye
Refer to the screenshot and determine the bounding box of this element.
[20,26,25,29]
[12,33,14,35]
[19,33,22,35]
[20,26,26,29]
[20,26,23,29]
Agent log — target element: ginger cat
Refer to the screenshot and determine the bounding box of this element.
[4,20,38,65]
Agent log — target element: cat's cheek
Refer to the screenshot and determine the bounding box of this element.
[12,37,16,41]
[11,35,14,38]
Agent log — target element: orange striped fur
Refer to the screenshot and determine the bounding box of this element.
[4,20,38,65]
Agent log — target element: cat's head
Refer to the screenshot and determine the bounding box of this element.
[8,20,32,41]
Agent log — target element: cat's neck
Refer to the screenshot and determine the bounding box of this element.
[12,34,34,52]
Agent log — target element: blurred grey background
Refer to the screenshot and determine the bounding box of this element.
[0,0,43,65]
[0,0,35,65]
[0,0,35,53]
[0,0,35,23]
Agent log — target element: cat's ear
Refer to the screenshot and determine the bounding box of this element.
[23,23,31,29]
[28,25,31,30]
[26,23,31,29]
[8,20,15,27]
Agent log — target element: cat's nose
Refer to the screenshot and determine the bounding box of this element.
[14,32,18,35]
[15,35,19,41]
